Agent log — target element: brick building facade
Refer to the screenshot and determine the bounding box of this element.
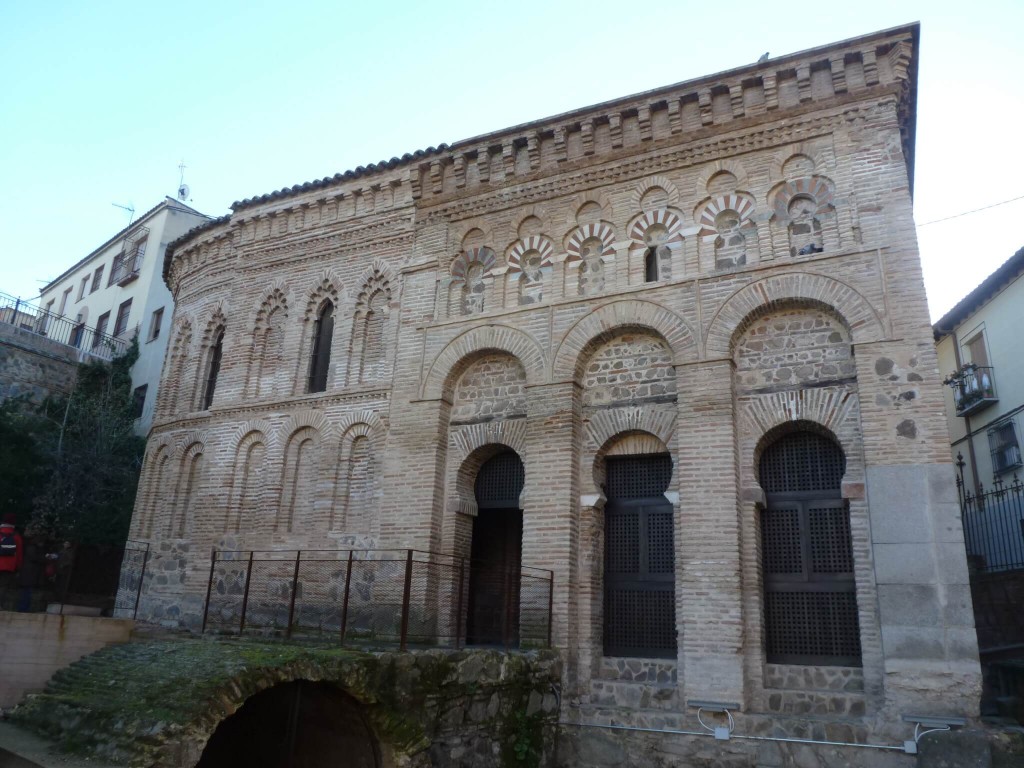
[132,23,980,756]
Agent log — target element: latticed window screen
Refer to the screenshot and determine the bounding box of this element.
[604,454,676,658]
[760,431,845,494]
[475,451,525,509]
[606,454,673,499]
[759,431,861,666]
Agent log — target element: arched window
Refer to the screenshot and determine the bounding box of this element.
[360,291,386,376]
[644,247,659,282]
[759,430,861,666]
[603,453,676,658]
[202,330,224,409]
[307,302,334,393]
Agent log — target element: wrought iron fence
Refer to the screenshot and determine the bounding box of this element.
[0,291,128,361]
[201,548,554,650]
[958,454,1024,572]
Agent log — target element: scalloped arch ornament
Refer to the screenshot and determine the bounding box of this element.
[696,194,757,240]
[450,247,497,282]
[506,236,555,274]
[770,175,836,219]
[565,223,616,264]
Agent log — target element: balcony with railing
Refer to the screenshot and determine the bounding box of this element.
[944,364,998,417]
[109,229,148,286]
[0,291,128,361]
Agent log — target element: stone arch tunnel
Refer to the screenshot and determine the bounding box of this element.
[10,638,561,768]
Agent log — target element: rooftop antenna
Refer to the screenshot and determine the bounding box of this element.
[177,159,190,202]
[112,201,135,226]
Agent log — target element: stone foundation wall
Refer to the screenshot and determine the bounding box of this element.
[0,322,79,403]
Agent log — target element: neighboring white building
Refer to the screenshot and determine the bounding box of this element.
[935,246,1024,490]
[935,246,1024,571]
[38,198,210,434]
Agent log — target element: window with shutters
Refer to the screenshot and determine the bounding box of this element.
[92,311,110,348]
[307,301,334,393]
[603,453,676,658]
[759,430,861,666]
[113,298,133,337]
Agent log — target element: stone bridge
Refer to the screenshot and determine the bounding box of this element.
[11,637,561,768]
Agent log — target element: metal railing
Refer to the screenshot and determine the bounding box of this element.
[945,364,998,417]
[110,251,143,286]
[0,291,128,361]
[958,454,1024,572]
[201,548,554,651]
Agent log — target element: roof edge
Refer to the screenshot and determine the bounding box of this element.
[42,198,212,295]
[933,245,1024,339]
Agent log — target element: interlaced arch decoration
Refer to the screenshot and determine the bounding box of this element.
[351,262,394,383]
[193,307,227,411]
[247,287,289,398]
[163,318,193,417]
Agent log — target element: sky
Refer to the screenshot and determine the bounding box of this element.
[1,0,1021,322]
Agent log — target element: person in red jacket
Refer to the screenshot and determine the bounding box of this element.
[0,514,24,575]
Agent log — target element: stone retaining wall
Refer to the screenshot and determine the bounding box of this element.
[0,611,135,708]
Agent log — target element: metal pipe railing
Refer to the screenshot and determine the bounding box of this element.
[0,291,128,361]
[200,546,554,650]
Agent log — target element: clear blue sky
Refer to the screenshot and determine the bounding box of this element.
[2,0,1021,321]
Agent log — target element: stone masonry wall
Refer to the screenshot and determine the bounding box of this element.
[133,24,980,758]
[0,322,79,403]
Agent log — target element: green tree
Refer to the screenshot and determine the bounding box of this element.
[21,339,146,544]
[0,397,55,527]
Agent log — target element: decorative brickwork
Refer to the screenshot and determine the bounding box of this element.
[131,24,979,753]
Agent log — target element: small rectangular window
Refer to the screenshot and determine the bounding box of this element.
[965,331,990,367]
[77,276,89,301]
[93,311,110,348]
[148,307,164,342]
[107,256,122,286]
[131,384,148,420]
[113,299,133,337]
[59,287,73,315]
[989,421,1022,476]
[91,266,104,293]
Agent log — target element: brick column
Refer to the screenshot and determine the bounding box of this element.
[378,398,449,551]
[522,382,579,650]
[575,496,606,691]
[675,359,745,704]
